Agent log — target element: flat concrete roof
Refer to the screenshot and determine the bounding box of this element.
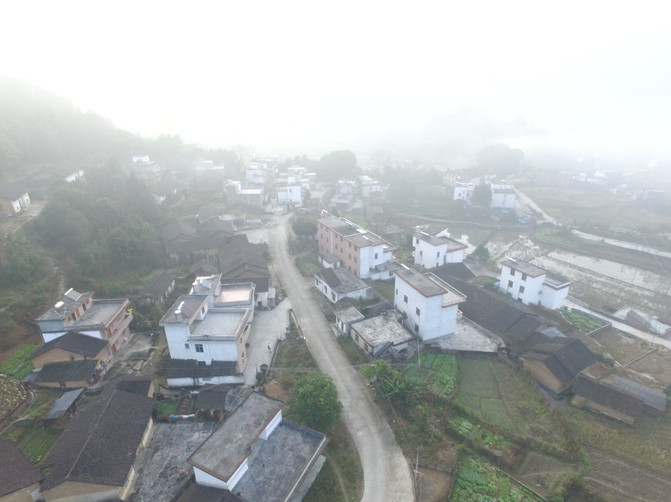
[336,306,365,324]
[500,259,546,278]
[188,392,283,481]
[69,299,128,328]
[214,283,254,306]
[352,314,414,347]
[395,269,467,305]
[415,232,467,251]
[191,309,250,339]
[160,295,209,324]
[428,316,502,353]
[233,421,327,502]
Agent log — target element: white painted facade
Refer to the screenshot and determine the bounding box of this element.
[277,184,302,206]
[453,182,473,202]
[314,274,369,304]
[194,460,249,490]
[393,271,466,341]
[412,233,466,269]
[490,183,516,209]
[498,259,570,309]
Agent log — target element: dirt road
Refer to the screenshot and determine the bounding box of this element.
[267,214,415,502]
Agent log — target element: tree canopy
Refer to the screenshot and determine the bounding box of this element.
[472,183,492,207]
[286,371,343,432]
[317,150,358,182]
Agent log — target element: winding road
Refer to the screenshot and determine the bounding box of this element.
[267,214,415,502]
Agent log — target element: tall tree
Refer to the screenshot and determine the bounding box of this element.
[286,372,343,431]
[318,150,358,182]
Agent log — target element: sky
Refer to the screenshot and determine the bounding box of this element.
[2,0,671,160]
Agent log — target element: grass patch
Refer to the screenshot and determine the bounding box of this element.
[272,339,318,387]
[0,420,61,465]
[371,281,395,303]
[593,330,649,365]
[22,389,63,420]
[295,254,322,276]
[0,344,37,379]
[304,417,363,502]
[155,399,179,419]
[404,352,458,398]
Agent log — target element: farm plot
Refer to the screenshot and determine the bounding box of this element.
[628,348,671,386]
[0,375,28,419]
[451,454,543,502]
[560,406,671,475]
[0,344,37,379]
[454,357,569,453]
[0,420,61,465]
[515,451,577,498]
[404,353,458,398]
[583,446,671,502]
[592,330,651,366]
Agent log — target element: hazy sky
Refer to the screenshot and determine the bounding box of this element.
[2,1,670,159]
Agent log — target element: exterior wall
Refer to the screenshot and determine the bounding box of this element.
[394,277,459,340]
[540,284,569,309]
[0,481,40,502]
[350,329,373,355]
[499,265,545,305]
[523,360,565,395]
[358,244,392,279]
[453,185,473,201]
[259,410,282,440]
[32,348,108,371]
[490,192,516,208]
[41,481,120,501]
[166,374,245,388]
[314,276,368,304]
[194,459,249,491]
[277,185,302,206]
[38,379,90,390]
[413,238,464,269]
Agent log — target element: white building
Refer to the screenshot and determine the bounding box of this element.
[490,183,516,209]
[498,258,570,309]
[314,268,371,304]
[276,184,303,206]
[358,175,383,197]
[335,306,365,336]
[453,182,474,202]
[413,231,467,269]
[393,268,466,341]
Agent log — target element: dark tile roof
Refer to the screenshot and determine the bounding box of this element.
[217,235,269,280]
[35,359,98,384]
[138,271,175,300]
[522,335,596,386]
[196,384,235,410]
[612,376,667,412]
[573,375,645,420]
[30,331,108,360]
[0,440,44,497]
[165,359,239,379]
[431,262,475,281]
[41,389,155,490]
[176,483,244,502]
[114,377,153,397]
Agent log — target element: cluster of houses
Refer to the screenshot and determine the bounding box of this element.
[312,210,667,425]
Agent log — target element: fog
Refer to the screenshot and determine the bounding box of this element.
[3,1,670,162]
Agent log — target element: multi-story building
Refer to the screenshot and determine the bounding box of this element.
[453,182,474,202]
[36,288,132,353]
[490,183,516,209]
[394,267,466,341]
[413,231,467,269]
[317,211,396,280]
[498,258,570,309]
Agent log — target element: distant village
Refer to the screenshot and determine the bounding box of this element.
[1,154,671,501]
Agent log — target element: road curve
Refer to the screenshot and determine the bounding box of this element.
[267,214,415,502]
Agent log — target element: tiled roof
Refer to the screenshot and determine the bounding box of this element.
[316,268,368,294]
[165,359,239,379]
[573,375,644,420]
[523,336,596,385]
[196,384,236,411]
[0,440,44,497]
[431,263,475,281]
[41,389,155,490]
[35,359,98,384]
[612,376,667,412]
[217,235,268,280]
[176,483,244,502]
[30,331,108,360]
[138,271,175,299]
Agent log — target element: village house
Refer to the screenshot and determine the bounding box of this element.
[159,284,252,387]
[317,211,397,280]
[412,231,467,269]
[358,175,384,198]
[33,359,98,389]
[335,306,366,336]
[453,181,474,202]
[39,382,155,501]
[498,258,570,309]
[0,440,44,502]
[161,219,235,266]
[276,183,303,206]
[393,267,467,341]
[187,392,328,501]
[224,180,266,207]
[611,376,667,414]
[490,183,516,208]
[0,183,30,215]
[30,331,110,370]
[43,388,85,423]
[349,310,416,359]
[135,271,176,310]
[35,288,132,354]
[572,374,645,425]
[314,268,371,304]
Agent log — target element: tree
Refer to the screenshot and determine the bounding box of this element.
[472,183,492,207]
[291,217,317,238]
[360,360,416,409]
[286,372,343,431]
[318,150,358,182]
[471,244,490,263]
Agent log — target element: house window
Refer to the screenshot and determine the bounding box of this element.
[404,295,408,304]
[510,269,515,276]
[195,344,204,353]
[522,273,527,281]
[184,343,190,349]
[331,293,336,301]
[375,253,378,259]
[415,238,419,244]
[197,361,206,366]
[416,307,421,316]
[520,286,525,294]
[508,280,513,288]
[437,251,440,257]
[414,323,419,333]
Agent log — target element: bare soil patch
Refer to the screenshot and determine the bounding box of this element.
[515,451,577,498]
[416,465,453,502]
[593,330,651,365]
